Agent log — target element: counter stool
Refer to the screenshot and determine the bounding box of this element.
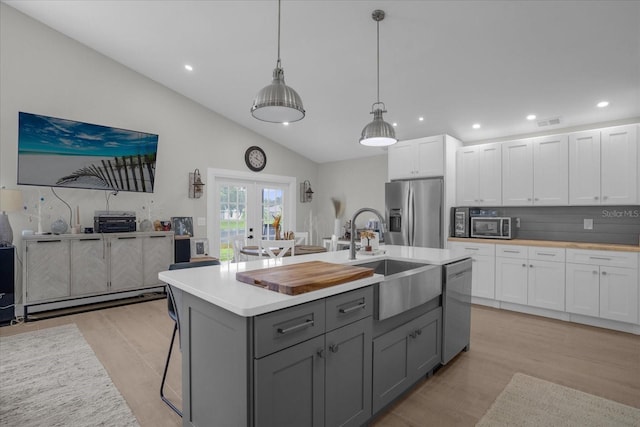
[161,260,220,417]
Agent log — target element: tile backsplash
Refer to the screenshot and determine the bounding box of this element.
[482,206,640,245]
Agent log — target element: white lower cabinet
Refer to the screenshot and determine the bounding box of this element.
[566,249,639,324]
[448,242,495,299]
[495,245,565,310]
[24,239,71,303]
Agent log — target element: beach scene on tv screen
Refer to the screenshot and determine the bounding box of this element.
[18,112,158,192]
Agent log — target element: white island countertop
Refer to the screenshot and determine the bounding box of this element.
[158,245,471,317]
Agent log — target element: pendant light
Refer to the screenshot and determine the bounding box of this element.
[251,0,305,123]
[360,9,397,147]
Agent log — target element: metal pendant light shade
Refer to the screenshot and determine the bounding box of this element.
[251,65,305,123]
[360,9,397,147]
[251,0,305,123]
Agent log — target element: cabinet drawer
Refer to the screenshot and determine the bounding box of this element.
[496,245,528,258]
[450,242,495,257]
[325,287,373,332]
[254,299,325,358]
[566,249,638,269]
[528,246,565,262]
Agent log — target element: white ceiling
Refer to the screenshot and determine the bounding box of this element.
[5,0,640,163]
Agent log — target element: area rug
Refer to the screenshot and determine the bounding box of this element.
[0,323,139,426]
[476,372,640,426]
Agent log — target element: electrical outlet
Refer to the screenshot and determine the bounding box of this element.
[197,217,206,226]
[583,218,593,230]
[516,218,521,228]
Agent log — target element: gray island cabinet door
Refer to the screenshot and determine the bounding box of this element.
[325,317,372,427]
[254,335,325,427]
[372,307,442,414]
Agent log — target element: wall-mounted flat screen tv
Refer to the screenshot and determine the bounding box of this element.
[17,112,159,193]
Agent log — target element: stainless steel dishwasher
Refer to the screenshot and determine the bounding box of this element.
[442,258,472,364]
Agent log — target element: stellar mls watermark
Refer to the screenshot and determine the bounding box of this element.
[601,209,640,218]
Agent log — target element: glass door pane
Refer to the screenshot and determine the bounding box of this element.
[217,181,247,262]
[260,186,285,240]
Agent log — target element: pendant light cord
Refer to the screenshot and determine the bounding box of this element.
[276,0,281,67]
[376,18,380,103]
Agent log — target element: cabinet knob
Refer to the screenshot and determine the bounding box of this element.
[522,264,526,267]
[527,198,532,201]
[529,264,533,268]
[594,196,599,200]
[534,198,539,201]
[603,196,608,200]
[601,271,607,276]
[316,349,324,358]
[593,271,598,275]
[329,344,340,353]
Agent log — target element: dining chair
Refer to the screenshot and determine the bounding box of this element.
[294,231,309,245]
[259,239,295,258]
[231,235,248,262]
[161,260,220,417]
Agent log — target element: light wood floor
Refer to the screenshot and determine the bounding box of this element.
[1,301,638,426]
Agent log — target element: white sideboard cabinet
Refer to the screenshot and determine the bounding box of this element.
[23,231,174,318]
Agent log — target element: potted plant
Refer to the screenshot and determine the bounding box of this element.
[360,230,376,252]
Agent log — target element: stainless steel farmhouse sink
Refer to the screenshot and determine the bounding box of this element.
[352,259,442,320]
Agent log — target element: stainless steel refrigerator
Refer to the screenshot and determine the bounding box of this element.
[385,178,443,248]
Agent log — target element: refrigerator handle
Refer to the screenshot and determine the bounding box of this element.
[407,186,414,246]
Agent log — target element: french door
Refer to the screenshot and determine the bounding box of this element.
[209,169,295,261]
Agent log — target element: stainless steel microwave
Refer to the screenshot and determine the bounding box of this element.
[470,217,513,239]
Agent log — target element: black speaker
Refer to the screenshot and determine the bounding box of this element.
[0,246,15,324]
[174,238,191,263]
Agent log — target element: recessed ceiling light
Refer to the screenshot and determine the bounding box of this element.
[184,64,193,71]
[472,123,481,129]
[392,122,398,127]
[597,101,609,108]
[526,114,536,120]
[418,117,424,121]
[282,122,289,126]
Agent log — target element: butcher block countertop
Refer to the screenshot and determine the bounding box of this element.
[159,245,470,317]
[448,237,640,253]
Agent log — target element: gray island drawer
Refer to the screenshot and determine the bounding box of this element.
[253,299,326,358]
[325,287,373,332]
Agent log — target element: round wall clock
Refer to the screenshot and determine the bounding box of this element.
[245,146,267,172]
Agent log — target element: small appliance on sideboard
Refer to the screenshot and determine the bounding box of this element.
[451,207,470,238]
[94,211,136,233]
[470,216,514,239]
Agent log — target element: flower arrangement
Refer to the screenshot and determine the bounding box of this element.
[360,230,376,251]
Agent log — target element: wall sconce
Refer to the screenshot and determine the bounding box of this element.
[189,169,205,199]
[300,180,314,203]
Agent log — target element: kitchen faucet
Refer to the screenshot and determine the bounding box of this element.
[349,207,386,260]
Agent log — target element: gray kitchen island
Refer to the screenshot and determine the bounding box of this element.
[159,245,471,427]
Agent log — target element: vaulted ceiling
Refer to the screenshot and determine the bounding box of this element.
[5,1,640,163]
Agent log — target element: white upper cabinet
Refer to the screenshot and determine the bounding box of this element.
[533,134,569,205]
[388,136,444,180]
[569,125,638,205]
[455,143,501,206]
[502,135,568,206]
[600,125,638,205]
[502,139,534,205]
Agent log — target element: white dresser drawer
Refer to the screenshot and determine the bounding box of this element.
[566,249,638,269]
[496,245,528,259]
[528,246,565,262]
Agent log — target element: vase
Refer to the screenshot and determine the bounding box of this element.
[365,245,372,252]
[275,226,281,240]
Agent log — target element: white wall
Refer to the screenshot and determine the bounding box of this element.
[315,155,387,241]
[0,4,319,299]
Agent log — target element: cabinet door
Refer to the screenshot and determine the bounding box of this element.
[565,263,599,317]
[533,135,568,205]
[527,260,565,311]
[502,140,534,205]
[495,257,528,304]
[600,125,638,205]
[254,335,325,427]
[599,267,638,324]
[142,235,173,286]
[25,240,70,303]
[477,143,502,205]
[372,323,410,413]
[471,254,496,299]
[109,236,143,291]
[569,130,601,205]
[415,136,444,177]
[407,309,441,380]
[388,142,415,180]
[456,147,480,205]
[71,238,108,296]
[325,318,372,427]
